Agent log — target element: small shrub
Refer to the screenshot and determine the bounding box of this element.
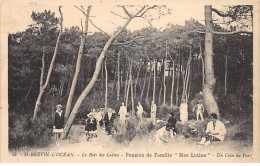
[9,111,54,149]
[157,104,179,120]
[112,117,155,143]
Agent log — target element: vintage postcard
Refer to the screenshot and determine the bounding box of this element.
[0,0,260,163]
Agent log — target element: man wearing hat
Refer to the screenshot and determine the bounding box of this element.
[85,112,98,142]
[53,104,64,146]
[104,108,116,135]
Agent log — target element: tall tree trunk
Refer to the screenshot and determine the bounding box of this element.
[145,63,152,106]
[224,46,229,96]
[64,6,92,121]
[117,51,120,100]
[163,41,168,104]
[158,81,163,105]
[158,59,164,105]
[134,63,141,98]
[175,51,181,105]
[199,43,205,90]
[125,62,131,107]
[153,60,156,103]
[170,61,175,106]
[203,5,220,117]
[130,62,135,115]
[140,65,147,99]
[105,57,108,111]
[32,7,63,121]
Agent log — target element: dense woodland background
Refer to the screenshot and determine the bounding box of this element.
[8,5,253,149]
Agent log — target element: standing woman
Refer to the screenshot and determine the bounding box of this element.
[53,104,64,146]
[151,101,157,122]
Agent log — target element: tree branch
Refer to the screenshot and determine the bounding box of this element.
[212,8,232,17]
[213,30,253,35]
[112,36,144,45]
[111,11,128,19]
[89,19,110,36]
[118,5,132,17]
[144,46,152,62]
[136,5,157,17]
[74,5,86,15]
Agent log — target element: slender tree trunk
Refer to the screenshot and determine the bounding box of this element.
[163,41,168,104]
[64,6,92,121]
[203,5,220,117]
[24,79,34,101]
[117,51,120,100]
[124,68,129,102]
[170,61,175,106]
[224,46,229,96]
[158,60,163,105]
[134,63,141,98]
[105,57,108,111]
[199,43,205,90]
[175,51,181,105]
[32,7,63,121]
[140,65,147,99]
[130,62,135,115]
[145,63,152,106]
[153,60,156,103]
[125,63,131,106]
[158,81,163,105]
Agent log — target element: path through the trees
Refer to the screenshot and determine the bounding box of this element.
[47,124,252,157]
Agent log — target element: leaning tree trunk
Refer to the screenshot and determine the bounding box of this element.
[64,6,92,121]
[105,57,108,111]
[60,13,136,139]
[203,5,220,117]
[125,62,132,108]
[32,7,63,121]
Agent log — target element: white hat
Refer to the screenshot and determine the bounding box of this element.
[56,104,62,108]
[88,112,94,117]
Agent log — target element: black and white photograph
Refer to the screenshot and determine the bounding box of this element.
[0,0,259,163]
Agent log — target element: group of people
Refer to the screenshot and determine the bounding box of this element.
[53,98,226,146]
[84,100,156,140]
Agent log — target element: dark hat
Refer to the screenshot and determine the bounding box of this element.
[210,113,218,119]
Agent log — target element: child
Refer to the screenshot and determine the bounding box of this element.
[193,100,205,121]
[85,112,97,142]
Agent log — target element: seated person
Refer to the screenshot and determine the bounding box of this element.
[167,112,177,135]
[198,113,226,146]
[154,125,175,144]
[85,112,97,141]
